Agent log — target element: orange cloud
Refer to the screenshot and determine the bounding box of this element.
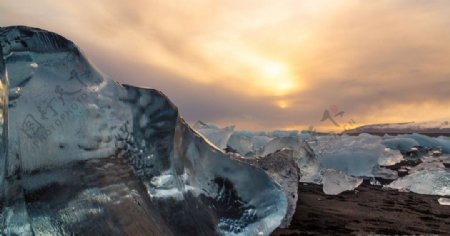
[1,0,450,131]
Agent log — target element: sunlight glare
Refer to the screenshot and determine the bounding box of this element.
[260,61,296,96]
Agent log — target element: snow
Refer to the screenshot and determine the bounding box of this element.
[346,121,450,134]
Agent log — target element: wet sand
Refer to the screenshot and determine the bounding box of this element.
[272,181,450,235]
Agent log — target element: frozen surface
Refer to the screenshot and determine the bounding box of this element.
[193,121,234,149]
[231,149,300,228]
[262,137,320,183]
[0,26,288,235]
[227,134,254,156]
[383,133,450,154]
[387,170,450,196]
[322,169,363,195]
[381,137,419,153]
[313,134,403,177]
[194,125,274,157]
[438,198,450,206]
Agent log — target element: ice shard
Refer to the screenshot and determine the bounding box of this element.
[230,149,300,228]
[262,137,320,183]
[0,26,288,235]
[193,121,234,149]
[322,169,363,195]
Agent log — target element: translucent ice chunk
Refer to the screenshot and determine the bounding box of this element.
[316,134,403,177]
[250,135,273,154]
[384,133,450,154]
[387,170,450,196]
[0,26,288,235]
[322,169,363,195]
[231,149,300,228]
[193,121,234,149]
[438,198,450,206]
[378,148,404,166]
[262,137,320,183]
[227,134,254,156]
[382,137,420,153]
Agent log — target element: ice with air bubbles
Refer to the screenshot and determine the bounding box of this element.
[0,26,289,236]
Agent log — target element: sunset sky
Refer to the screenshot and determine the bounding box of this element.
[2,1,450,131]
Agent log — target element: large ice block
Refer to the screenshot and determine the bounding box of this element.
[314,134,403,177]
[0,26,288,235]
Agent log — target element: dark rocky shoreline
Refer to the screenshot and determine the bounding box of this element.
[272,182,450,236]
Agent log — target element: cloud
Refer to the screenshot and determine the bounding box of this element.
[1,0,450,131]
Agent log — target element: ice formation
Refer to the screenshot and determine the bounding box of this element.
[0,26,289,235]
[231,149,300,228]
[322,169,363,195]
[383,133,450,154]
[261,137,320,183]
[193,121,234,149]
[438,198,450,206]
[387,170,450,196]
[313,134,403,177]
[195,126,274,157]
[385,154,450,196]
[227,134,254,157]
[381,137,420,153]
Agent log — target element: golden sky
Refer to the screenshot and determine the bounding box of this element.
[2,0,450,131]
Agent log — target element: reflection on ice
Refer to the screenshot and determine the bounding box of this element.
[0,26,288,235]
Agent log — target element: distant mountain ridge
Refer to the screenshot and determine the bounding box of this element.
[345,121,450,136]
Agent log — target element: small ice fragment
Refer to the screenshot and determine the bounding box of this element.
[322,169,363,195]
[369,178,381,186]
[438,198,450,206]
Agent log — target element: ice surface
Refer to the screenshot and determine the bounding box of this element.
[0,26,288,235]
[227,134,254,156]
[438,198,450,206]
[261,137,320,183]
[314,134,403,177]
[0,41,7,203]
[193,125,274,157]
[226,134,273,157]
[387,169,450,196]
[383,133,450,154]
[378,147,404,166]
[193,121,234,149]
[231,149,300,228]
[322,169,363,195]
[381,137,420,153]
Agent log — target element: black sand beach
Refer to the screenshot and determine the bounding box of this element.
[272,181,450,235]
